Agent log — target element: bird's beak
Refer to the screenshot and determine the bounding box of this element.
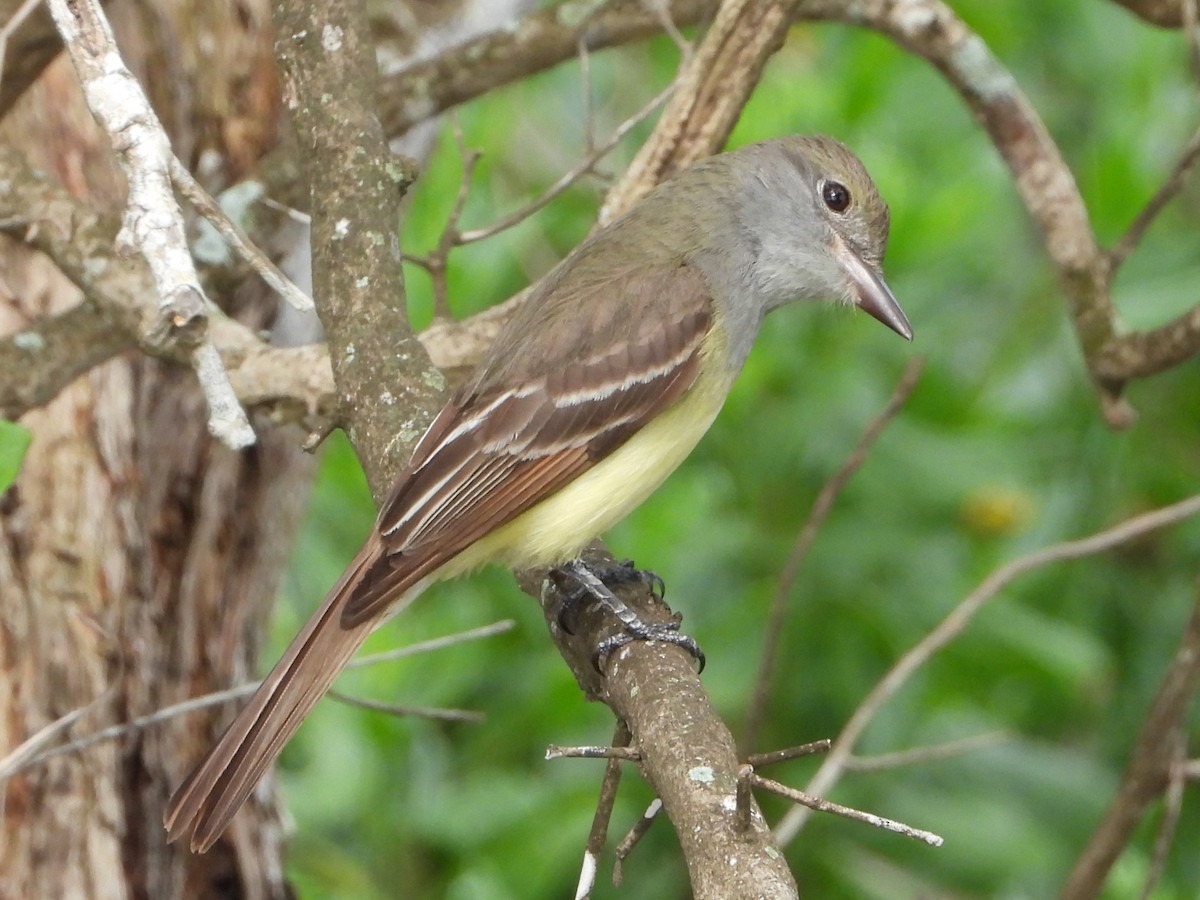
[832,235,913,341]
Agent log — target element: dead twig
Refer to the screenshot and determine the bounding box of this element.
[743,358,923,753]
[776,493,1200,844]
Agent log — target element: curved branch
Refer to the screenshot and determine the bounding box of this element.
[1061,587,1200,899]
[377,0,718,138]
[805,0,1125,413]
[775,493,1200,843]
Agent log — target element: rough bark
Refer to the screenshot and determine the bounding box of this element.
[0,2,303,897]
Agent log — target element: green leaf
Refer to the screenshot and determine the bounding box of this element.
[0,420,32,492]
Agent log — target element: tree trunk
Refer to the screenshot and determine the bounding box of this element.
[0,2,307,896]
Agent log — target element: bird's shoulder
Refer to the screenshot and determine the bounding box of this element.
[467,228,716,395]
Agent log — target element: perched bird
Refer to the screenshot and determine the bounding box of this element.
[165,134,911,851]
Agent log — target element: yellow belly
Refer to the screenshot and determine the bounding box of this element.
[440,346,734,577]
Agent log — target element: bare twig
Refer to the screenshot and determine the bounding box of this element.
[168,158,314,312]
[1109,124,1200,269]
[0,0,64,116]
[0,620,513,782]
[0,688,112,781]
[546,744,642,762]
[456,81,676,245]
[579,35,598,156]
[752,773,943,846]
[743,359,923,752]
[844,731,1011,773]
[424,118,481,319]
[573,720,631,900]
[777,493,1200,844]
[1185,0,1200,80]
[326,689,483,723]
[1062,587,1200,899]
[735,764,755,832]
[746,740,831,768]
[1109,0,1192,28]
[612,798,663,886]
[348,619,515,667]
[1138,732,1187,900]
[0,0,42,84]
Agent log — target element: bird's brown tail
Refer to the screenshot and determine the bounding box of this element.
[164,532,428,852]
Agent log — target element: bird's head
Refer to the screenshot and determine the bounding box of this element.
[732,135,911,340]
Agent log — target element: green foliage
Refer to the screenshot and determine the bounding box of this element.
[0,419,32,493]
[279,3,1200,896]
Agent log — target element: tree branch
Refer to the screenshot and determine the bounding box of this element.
[775,493,1200,843]
[0,0,72,119]
[601,0,802,220]
[376,0,718,139]
[272,0,439,500]
[1061,585,1200,899]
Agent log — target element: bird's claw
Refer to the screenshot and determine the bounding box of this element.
[593,621,706,674]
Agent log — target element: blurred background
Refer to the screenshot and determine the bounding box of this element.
[275,2,1200,896]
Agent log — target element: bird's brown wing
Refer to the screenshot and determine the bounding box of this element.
[165,263,713,852]
[345,291,712,622]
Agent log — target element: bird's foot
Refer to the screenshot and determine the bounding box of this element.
[592,620,705,673]
[550,558,704,673]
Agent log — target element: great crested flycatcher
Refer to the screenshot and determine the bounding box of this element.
[166,134,912,851]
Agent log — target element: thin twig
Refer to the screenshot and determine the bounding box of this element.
[0,0,43,83]
[348,619,515,668]
[844,731,1012,773]
[169,157,314,312]
[574,720,631,900]
[326,689,483,723]
[0,689,112,780]
[579,35,598,157]
[1062,586,1200,899]
[735,764,755,832]
[1138,731,1187,900]
[746,740,831,768]
[652,0,697,54]
[427,117,481,319]
[612,798,662,886]
[1186,0,1200,82]
[752,773,943,847]
[742,358,924,753]
[1108,123,1200,269]
[0,620,513,782]
[546,744,642,762]
[456,80,676,244]
[777,493,1200,844]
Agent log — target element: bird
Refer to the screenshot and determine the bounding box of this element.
[165,134,911,852]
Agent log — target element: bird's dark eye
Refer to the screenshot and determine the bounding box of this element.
[822,180,851,213]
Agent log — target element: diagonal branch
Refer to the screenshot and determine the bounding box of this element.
[808,0,1200,425]
[775,493,1200,843]
[1060,585,1200,899]
[601,0,803,220]
[742,358,924,753]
